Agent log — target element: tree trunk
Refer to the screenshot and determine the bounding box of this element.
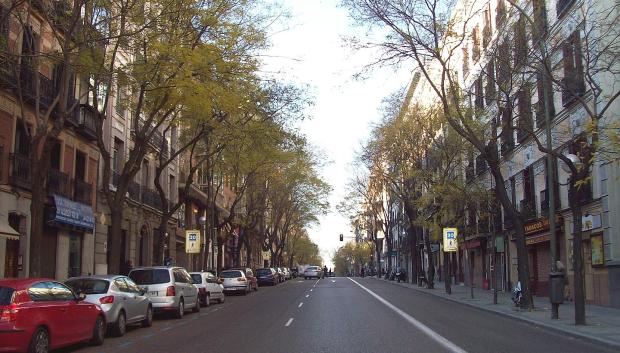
[158,217,168,267]
[569,181,586,325]
[108,205,124,274]
[424,230,435,289]
[28,180,46,277]
[374,237,381,278]
[386,234,393,272]
[443,247,451,294]
[488,160,533,309]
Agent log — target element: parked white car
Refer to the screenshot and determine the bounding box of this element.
[219,269,251,295]
[128,266,199,319]
[189,272,225,306]
[65,275,153,336]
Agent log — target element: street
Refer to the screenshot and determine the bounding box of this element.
[58,277,616,353]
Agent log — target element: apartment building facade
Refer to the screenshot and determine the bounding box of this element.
[405,0,620,306]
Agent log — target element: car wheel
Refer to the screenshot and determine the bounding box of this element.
[111,310,126,337]
[28,327,49,353]
[193,297,201,312]
[90,316,105,346]
[254,285,258,292]
[204,294,210,307]
[175,299,184,319]
[142,305,153,327]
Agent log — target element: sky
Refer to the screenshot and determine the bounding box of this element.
[260,0,411,267]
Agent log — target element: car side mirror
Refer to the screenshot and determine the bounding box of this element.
[76,292,87,301]
[139,288,147,296]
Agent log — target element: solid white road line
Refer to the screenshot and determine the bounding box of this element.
[285,318,294,327]
[348,278,468,353]
[298,302,303,308]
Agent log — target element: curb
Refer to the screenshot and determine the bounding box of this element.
[372,277,620,350]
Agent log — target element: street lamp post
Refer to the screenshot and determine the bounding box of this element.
[198,216,207,271]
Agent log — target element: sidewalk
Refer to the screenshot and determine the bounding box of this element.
[374,277,620,349]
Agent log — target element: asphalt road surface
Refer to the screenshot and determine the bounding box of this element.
[59,277,617,353]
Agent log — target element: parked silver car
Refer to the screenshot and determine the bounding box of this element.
[219,269,251,295]
[65,275,153,336]
[128,266,199,319]
[189,272,225,306]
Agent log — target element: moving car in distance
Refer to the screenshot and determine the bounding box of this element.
[303,266,322,279]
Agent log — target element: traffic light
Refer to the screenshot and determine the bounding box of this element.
[339,234,343,241]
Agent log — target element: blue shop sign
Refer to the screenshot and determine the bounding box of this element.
[51,195,95,232]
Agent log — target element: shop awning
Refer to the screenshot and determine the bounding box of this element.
[0,219,20,241]
[49,195,95,232]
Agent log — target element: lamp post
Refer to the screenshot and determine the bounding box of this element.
[198,215,207,271]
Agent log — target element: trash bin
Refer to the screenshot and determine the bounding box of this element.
[549,272,565,304]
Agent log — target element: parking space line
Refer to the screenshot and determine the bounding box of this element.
[298,302,303,308]
[348,278,467,353]
[118,341,133,348]
[285,318,294,327]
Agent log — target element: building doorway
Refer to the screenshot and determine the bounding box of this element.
[68,233,82,277]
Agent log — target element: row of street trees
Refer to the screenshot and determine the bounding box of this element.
[341,0,620,325]
[2,0,326,275]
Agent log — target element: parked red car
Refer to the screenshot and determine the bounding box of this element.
[0,278,106,353]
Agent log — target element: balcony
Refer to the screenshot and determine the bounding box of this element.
[75,104,98,140]
[10,153,31,189]
[0,57,17,89]
[561,76,585,107]
[500,138,514,157]
[19,67,55,110]
[128,180,141,201]
[465,164,475,183]
[74,179,92,205]
[475,155,486,175]
[520,199,536,221]
[141,188,163,210]
[47,169,71,197]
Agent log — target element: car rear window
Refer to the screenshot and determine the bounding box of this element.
[257,269,271,275]
[190,274,203,284]
[220,271,242,278]
[129,269,171,285]
[308,267,318,270]
[0,286,15,305]
[65,279,110,294]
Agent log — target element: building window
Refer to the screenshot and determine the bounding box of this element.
[536,72,555,128]
[485,60,496,105]
[472,26,480,62]
[474,76,484,109]
[556,0,575,19]
[513,15,527,69]
[532,0,548,42]
[517,88,533,142]
[462,45,469,78]
[500,105,514,156]
[482,5,492,49]
[496,0,506,28]
[1,6,10,51]
[561,30,585,107]
[115,82,125,117]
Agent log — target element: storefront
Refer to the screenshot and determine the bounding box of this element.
[521,216,563,297]
[461,237,487,288]
[46,194,95,280]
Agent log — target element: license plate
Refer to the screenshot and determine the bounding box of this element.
[149,291,158,296]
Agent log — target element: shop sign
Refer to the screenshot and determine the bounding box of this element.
[524,218,550,235]
[465,239,481,249]
[526,234,550,245]
[582,214,601,232]
[50,195,95,231]
[185,230,201,254]
[442,228,458,252]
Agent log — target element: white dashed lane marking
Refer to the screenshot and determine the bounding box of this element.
[285,318,294,327]
[298,302,303,308]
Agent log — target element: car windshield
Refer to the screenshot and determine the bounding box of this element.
[190,274,203,284]
[65,279,110,294]
[129,269,171,285]
[0,286,15,305]
[220,271,242,278]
